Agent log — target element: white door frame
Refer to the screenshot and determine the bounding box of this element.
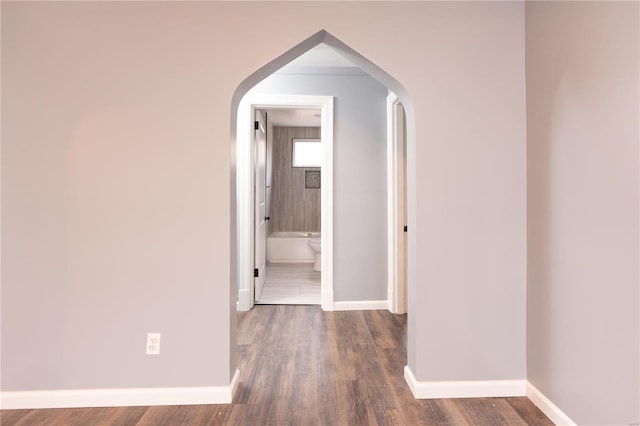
[236,94,334,311]
[387,92,407,314]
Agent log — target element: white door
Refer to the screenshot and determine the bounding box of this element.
[254,112,268,301]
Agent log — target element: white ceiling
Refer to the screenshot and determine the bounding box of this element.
[264,109,321,127]
[285,43,356,68]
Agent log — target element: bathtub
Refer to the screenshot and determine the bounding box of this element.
[267,231,320,263]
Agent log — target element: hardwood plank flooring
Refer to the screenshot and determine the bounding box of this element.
[256,263,320,305]
[1,306,553,425]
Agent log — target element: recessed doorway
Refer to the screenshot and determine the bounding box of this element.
[236,94,334,311]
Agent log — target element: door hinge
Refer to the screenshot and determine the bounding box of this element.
[404,226,408,232]
[254,121,259,130]
[254,268,259,278]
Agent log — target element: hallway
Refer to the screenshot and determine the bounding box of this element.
[2,306,552,425]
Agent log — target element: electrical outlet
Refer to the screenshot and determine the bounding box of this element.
[146,333,161,355]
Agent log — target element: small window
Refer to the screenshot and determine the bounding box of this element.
[292,139,321,167]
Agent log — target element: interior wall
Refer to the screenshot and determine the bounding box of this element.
[2,1,526,394]
[270,126,321,233]
[2,2,237,390]
[250,72,389,302]
[407,3,527,381]
[525,2,639,424]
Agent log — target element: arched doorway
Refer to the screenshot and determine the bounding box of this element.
[230,29,414,313]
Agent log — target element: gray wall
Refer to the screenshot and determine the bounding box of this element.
[2,2,234,390]
[407,3,526,382]
[2,1,527,400]
[251,72,389,301]
[270,126,321,233]
[526,2,639,424]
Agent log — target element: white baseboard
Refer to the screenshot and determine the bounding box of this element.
[0,369,241,410]
[237,289,251,312]
[321,288,334,311]
[331,300,388,311]
[404,366,526,399]
[526,381,576,425]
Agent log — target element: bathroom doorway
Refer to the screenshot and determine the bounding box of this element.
[255,108,323,305]
[236,94,334,311]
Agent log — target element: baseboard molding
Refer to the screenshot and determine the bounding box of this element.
[237,289,251,312]
[321,288,334,311]
[404,366,526,399]
[331,300,388,311]
[526,381,576,425]
[1,369,241,410]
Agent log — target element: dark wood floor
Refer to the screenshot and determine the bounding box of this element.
[2,306,553,425]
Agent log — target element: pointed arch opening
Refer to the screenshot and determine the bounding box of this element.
[230,29,415,316]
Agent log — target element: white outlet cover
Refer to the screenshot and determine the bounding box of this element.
[146,333,161,355]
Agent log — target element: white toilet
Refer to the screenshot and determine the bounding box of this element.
[308,237,321,272]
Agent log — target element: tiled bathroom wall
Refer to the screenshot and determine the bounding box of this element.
[270,126,321,233]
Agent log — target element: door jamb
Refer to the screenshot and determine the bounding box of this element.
[387,92,407,314]
[236,94,334,311]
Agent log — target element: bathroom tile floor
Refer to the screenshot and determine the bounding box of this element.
[256,263,321,305]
